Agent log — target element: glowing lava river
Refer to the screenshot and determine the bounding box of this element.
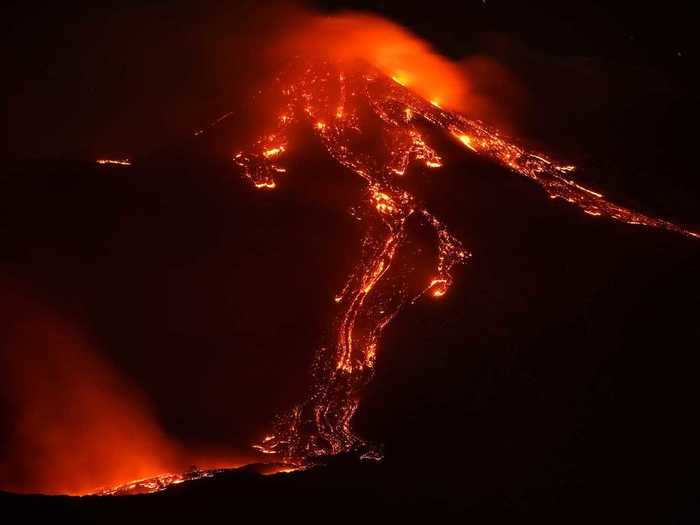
[85,58,697,496]
[232,59,698,463]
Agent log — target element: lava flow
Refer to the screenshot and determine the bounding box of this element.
[233,58,697,464]
[13,14,696,497]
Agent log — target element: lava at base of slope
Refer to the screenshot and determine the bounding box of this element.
[86,463,305,497]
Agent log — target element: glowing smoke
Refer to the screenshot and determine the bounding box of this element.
[0,281,182,494]
[275,11,468,111]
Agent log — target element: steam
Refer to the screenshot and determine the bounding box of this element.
[0,281,183,494]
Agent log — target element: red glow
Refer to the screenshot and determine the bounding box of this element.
[0,284,181,495]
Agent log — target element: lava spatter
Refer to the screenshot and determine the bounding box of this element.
[234,59,697,464]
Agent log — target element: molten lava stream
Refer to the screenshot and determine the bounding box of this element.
[234,58,697,465]
[64,54,700,491]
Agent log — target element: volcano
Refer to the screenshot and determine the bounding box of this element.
[3,15,699,522]
[229,59,697,464]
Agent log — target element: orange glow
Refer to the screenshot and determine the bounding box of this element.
[254,464,306,476]
[0,281,262,496]
[265,466,303,475]
[428,278,448,298]
[96,158,131,166]
[392,71,410,86]
[455,133,477,152]
[279,12,468,110]
[372,191,396,214]
[0,285,181,495]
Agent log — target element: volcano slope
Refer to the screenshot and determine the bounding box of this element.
[2,65,698,522]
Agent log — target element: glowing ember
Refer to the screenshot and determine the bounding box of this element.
[234,59,697,464]
[455,133,477,152]
[96,158,131,166]
[254,181,277,190]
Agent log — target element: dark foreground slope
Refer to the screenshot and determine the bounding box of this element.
[1,453,698,523]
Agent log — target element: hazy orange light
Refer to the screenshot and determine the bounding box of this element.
[280,13,468,110]
[0,289,181,495]
[392,71,410,86]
